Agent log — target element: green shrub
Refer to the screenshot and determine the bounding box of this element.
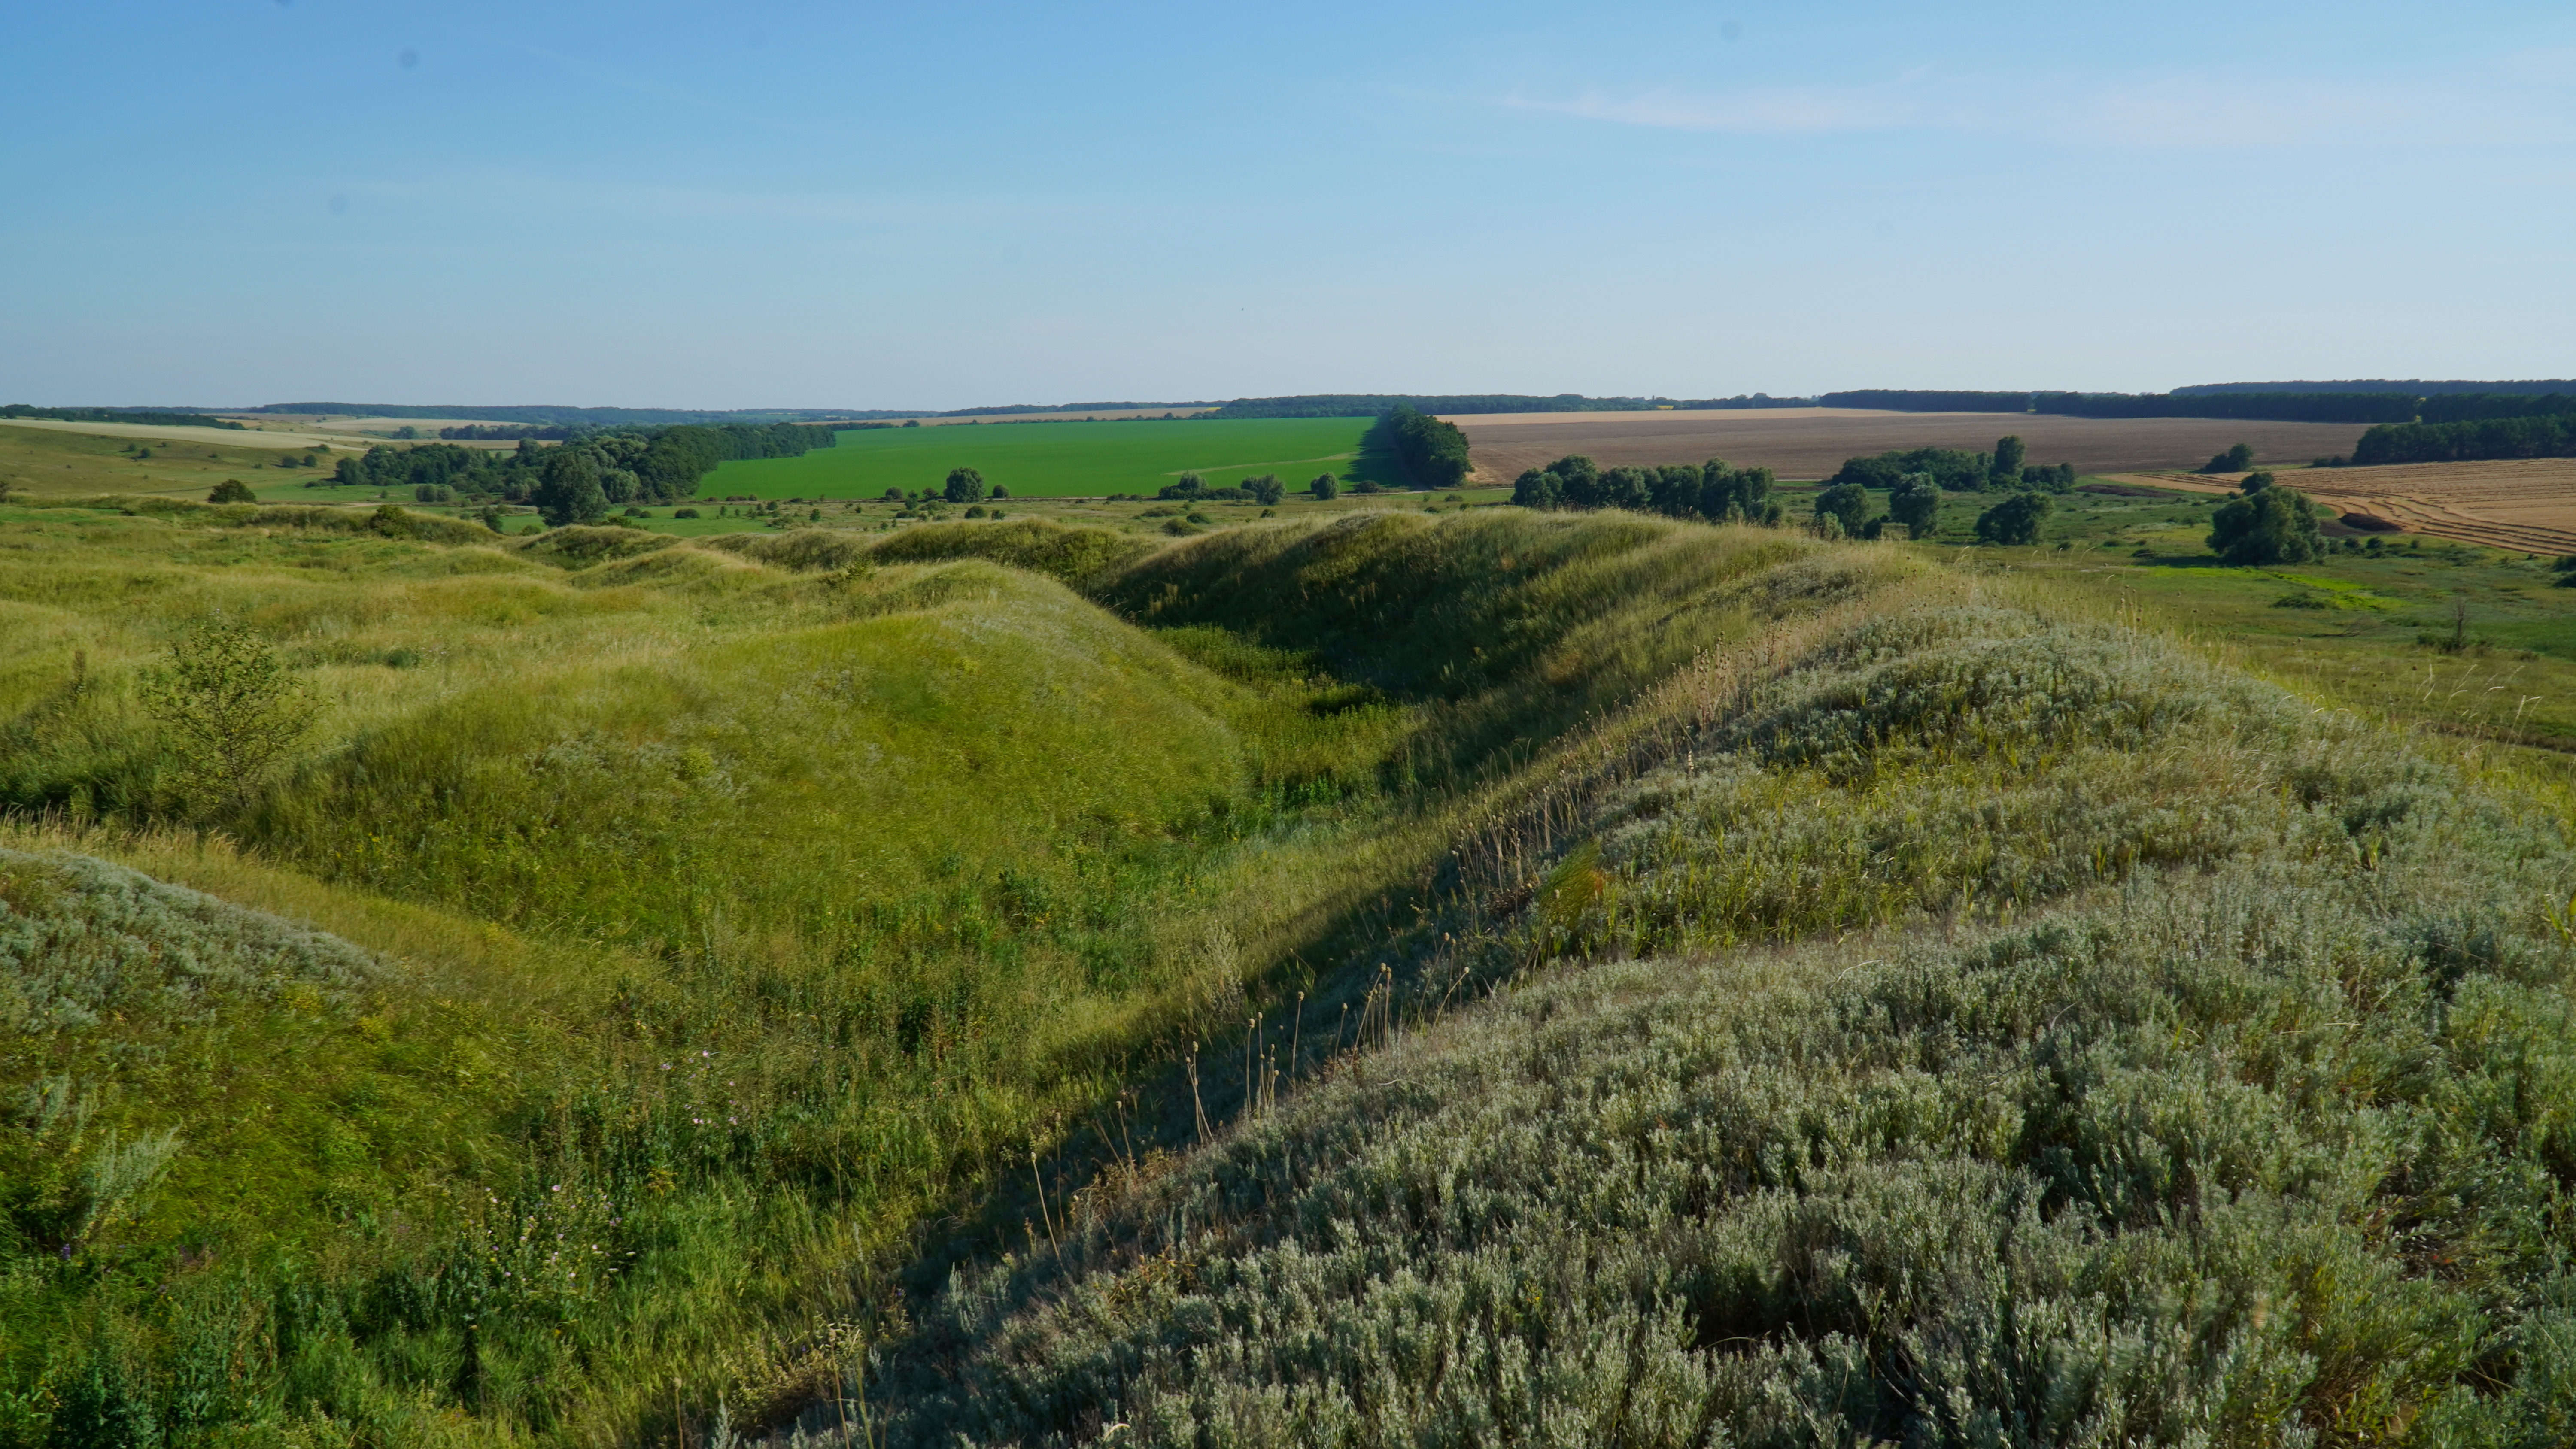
[205,479,255,504]
[2208,485,2323,565]
[1973,490,2051,545]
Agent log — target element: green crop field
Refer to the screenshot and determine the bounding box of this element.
[702,417,1404,499]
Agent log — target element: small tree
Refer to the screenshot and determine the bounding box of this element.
[1309,473,1339,501]
[2201,443,2256,474]
[140,617,320,815]
[990,485,1010,500]
[944,467,987,503]
[2207,485,2322,565]
[1512,468,1558,510]
[1245,474,1285,506]
[207,479,256,504]
[1888,476,1943,537]
[1990,434,2026,486]
[2239,470,2275,494]
[1813,482,1871,537]
[1974,491,2052,545]
[533,450,605,527]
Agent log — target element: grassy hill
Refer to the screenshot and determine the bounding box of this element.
[6,488,2576,1446]
[0,500,1859,1446]
[866,603,2576,1447]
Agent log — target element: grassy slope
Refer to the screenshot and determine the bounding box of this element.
[869,597,2576,1448]
[0,506,1842,1446]
[702,418,1405,500]
[0,423,340,503]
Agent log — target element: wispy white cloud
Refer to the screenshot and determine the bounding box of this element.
[1502,79,1944,136]
[1501,62,2575,150]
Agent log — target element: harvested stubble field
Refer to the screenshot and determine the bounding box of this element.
[2104,457,2576,556]
[1452,406,2373,482]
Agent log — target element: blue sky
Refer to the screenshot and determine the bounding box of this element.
[4,1,2570,409]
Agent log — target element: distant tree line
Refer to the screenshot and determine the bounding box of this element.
[2351,414,2576,467]
[1512,455,1785,525]
[320,422,833,521]
[1375,406,1473,489]
[2415,392,2576,424]
[1206,393,1814,420]
[2035,391,2418,423]
[1,405,244,430]
[2175,378,2576,397]
[250,403,871,426]
[1817,390,2038,414]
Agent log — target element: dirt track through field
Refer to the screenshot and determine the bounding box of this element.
[2103,458,2576,556]
[1452,408,2373,483]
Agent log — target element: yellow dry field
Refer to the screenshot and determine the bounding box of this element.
[2102,458,2576,556]
[1450,407,2375,483]
[0,416,354,449]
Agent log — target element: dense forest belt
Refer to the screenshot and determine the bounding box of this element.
[861,603,2576,1448]
[0,505,1902,1447]
[1453,408,2371,481]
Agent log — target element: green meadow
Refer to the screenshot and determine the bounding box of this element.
[11,459,2576,1446]
[702,417,1402,499]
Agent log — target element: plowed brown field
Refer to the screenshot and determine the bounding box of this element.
[1452,408,2373,484]
[2101,458,2576,556]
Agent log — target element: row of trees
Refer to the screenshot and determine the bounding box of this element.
[1831,437,2075,493]
[2,405,244,429]
[1153,472,1289,504]
[322,423,835,517]
[1513,455,1786,524]
[2352,414,2576,466]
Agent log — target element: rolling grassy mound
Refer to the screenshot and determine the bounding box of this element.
[1,503,1871,1445]
[865,608,2576,1447]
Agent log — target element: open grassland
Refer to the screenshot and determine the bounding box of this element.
[0,424,346,503]
[12,472,2576,1446]
[0,502,1848,1447]
[703,418,1403,500]
[1455,407,2375,482]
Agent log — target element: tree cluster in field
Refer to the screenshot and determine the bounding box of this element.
[2205,471,2324,564]
[1512,455,1785,524]
[2352,412,2576,466]
[315,423,833,524]
[1371,406,1473,489]
[1832,436,2076,494]
[1151,472,1288,505]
